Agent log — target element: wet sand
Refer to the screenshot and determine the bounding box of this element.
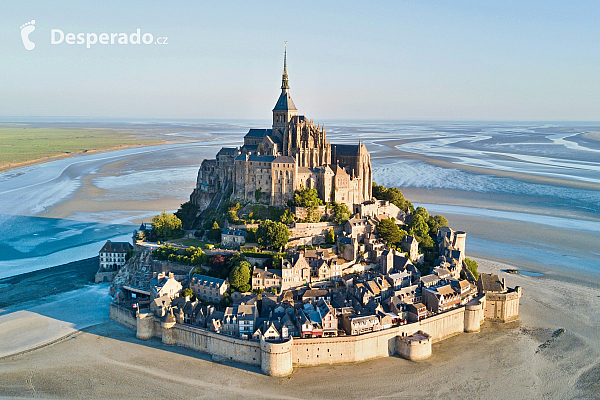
[0,258,599,399]
[0,257,98,310]
[371,139,600,192]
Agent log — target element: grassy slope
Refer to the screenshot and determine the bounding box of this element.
[0,127,162,169]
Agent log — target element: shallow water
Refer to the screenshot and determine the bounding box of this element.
[0,120,598,279]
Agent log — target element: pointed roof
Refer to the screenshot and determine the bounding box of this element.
[282,42,289,90]
[273,90,297,111]
[273,43,297,112]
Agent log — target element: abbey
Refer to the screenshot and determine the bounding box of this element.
[191,49,372,212]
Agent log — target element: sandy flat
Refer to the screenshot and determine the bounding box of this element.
[0,259,599,399]
[0,285,111,358]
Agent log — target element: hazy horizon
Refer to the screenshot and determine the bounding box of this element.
[2,1,600,121]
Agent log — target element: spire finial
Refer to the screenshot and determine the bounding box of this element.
[281,41,289,90]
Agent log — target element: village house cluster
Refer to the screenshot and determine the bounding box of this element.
[110,216,518,344]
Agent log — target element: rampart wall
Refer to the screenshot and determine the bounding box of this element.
[109,303,137,330]
[110,291,517,376]
[484,288,521,322]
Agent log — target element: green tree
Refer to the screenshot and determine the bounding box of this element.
[372,183,410,211]
[207,220,221,242]
[255,188,263,202]
[331,202,351,225]
[181,288,195,300]
[326,228,335,244]
[293,187,323,208]
[465,258,479,279]
[280,209,296,224]
[377,218,406,245]
[409,214,430,238]
[135,230,146,242]
[152,212,184,241]
[256,219,290,250]
[188,247,208,265]
[229,260,252,292]
[175,201,200,230]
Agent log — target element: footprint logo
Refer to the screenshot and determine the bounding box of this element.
[20,20,36,50]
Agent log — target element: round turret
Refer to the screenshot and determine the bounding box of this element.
[161,311,177,345]
[397,331,432,361]
[260,338,293,376]
[136,310,155,340]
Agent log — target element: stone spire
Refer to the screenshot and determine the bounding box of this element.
[281,41,289,90]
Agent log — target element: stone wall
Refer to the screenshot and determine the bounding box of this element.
[289,222,343,239]
[174,324,263,367]
[292,327,399,366]
[291,306,467,366]
[418,306,465,341]
[110,300,512,376]
[109,303,137,330]
[95,270,117,283]
[484,287,521,322]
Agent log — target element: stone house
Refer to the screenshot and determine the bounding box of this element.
[477,273,507,294]
[190,274,229,303]
[253,320,289,342]
[406,302,427,322]
[311,258,342,282]
[380,249,415,276]
[386,271,412,290]
[344,218,376,242]
[420,274,441,288]
[354,199,405,221]
[252,267,282,292]
[337,236,358,261]
[222,303,258,338]
[221,227,246,247]
[451,280,476,305]
[340,313,381,336]
[281,252,311,291]
[393,284,421,305]
[96,240,133,283]
[318,301,338,337]
[422,284,461,313]
[296,300,338,338]
[401,235,419,262]
[150,272,182,300]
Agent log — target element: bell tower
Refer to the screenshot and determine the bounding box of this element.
[273,42,298,151]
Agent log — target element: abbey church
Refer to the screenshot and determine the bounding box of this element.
[191,49,372,212]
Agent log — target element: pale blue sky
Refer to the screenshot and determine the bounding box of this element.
[1,1,599,120]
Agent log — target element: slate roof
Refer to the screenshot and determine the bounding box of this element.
[273,91,297,111]
[100,240,132,254]
[421,274,440,286]
[479,273,505,293]
[273,155,296,163]
[217,147,238,155]
[192,274,227,287]
[333,144,360,156]
[245,128,272,138]
[222,228,246,237]
[248,155,277,162]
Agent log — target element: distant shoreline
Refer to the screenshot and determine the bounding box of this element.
[0,142,167,175]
